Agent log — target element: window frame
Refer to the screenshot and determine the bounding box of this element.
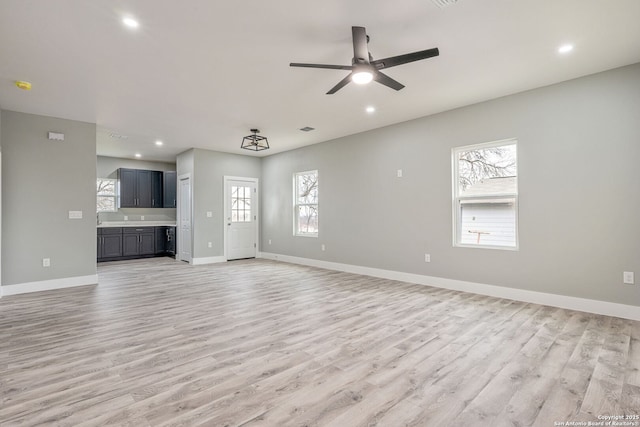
[96,178,118,213]
[230,184,253,223]
[293,170,319,237]
[452,139,519,250]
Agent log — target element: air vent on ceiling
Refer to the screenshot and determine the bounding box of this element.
[300,126,315,132]
[432,0,458,8]
[109,133,129,140]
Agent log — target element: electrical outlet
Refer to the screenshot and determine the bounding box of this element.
[124,216,128,221]
[425,254,431,262]
[268,239,272,245]
[42,258,50,267]
[623,271,635,285]
[208,242,212,248]
[141,216,144,221]
[321,244,326,251]
[397,169,403,178]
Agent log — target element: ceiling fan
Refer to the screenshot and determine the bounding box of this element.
[290,26,439,94]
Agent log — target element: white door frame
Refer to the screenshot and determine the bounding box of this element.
[223,176,259,261]
[0,152,3,297]
[177,173,193,263]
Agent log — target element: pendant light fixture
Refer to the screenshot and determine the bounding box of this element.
[241,129,270,151]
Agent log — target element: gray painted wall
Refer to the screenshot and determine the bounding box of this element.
[176,149,194,178]
[97,155,176,223]
[191,148,261,259]
[177,148,261,260]
[261,63,640,306]
[1,111,97,285]
[97,155,176,178]
[176,149,195,258]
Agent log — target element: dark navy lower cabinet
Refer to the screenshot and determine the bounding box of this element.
[98,226,174,262]
[97,228,123,261]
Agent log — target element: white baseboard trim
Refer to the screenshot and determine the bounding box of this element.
[259,252,640,321]
[1,274,98,297]
[191,256,227,265]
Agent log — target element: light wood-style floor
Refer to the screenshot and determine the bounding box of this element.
[1,258,639,426]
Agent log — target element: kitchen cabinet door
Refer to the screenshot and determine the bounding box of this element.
[163,171,177,208]
[122,233,140,256]
[136,170,153,208]
[151,171,163,208]
[118,168,137,208]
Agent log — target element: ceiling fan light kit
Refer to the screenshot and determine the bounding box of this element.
[290,26,439,94]
[241,129,270,151]
[351,66,374,85]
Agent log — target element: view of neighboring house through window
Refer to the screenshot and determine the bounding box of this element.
[453,139,518,249]
[294,170,318,236]
[97,178,117,212]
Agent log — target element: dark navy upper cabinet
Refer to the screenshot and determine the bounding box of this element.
[118,168,138,207]
[163,171,177,208]
[118,168,167,208]
[136,170,153,207]
[150,171,163,208]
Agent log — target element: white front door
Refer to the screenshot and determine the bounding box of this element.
[178,175,192,262]
[225,178,257,260]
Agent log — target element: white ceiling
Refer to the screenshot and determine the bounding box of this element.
[1,0,639,162]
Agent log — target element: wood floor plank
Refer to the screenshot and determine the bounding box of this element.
[1,257,638,426]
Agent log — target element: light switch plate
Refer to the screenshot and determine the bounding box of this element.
[68,210,82,219]
[623,271,635,285]
[48,132,65,141]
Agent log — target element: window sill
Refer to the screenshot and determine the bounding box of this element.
[295,233,318,238]
[454,243,519,251]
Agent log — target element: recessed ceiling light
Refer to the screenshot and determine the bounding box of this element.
[134,153,142,158]
[366,106,376,114]
[558,44,574,54]
[122,17,139,29]
[155,140,163,146]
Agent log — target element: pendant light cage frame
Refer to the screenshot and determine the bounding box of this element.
[241,128,270,151]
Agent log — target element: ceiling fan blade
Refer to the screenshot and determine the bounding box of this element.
[326,73,353,95]
[290,62,353,70]
[374,71,405,91]
[351,26,369,64]
[372,47,439,70]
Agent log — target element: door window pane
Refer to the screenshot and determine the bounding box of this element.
[231,185,252,223]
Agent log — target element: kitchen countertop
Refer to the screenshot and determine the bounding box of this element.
[97,221,176,228]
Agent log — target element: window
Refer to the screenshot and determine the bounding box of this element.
[97,178,117,212]
[231,185,252,222]
[294,170,318,236]
[453,140,518,249]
